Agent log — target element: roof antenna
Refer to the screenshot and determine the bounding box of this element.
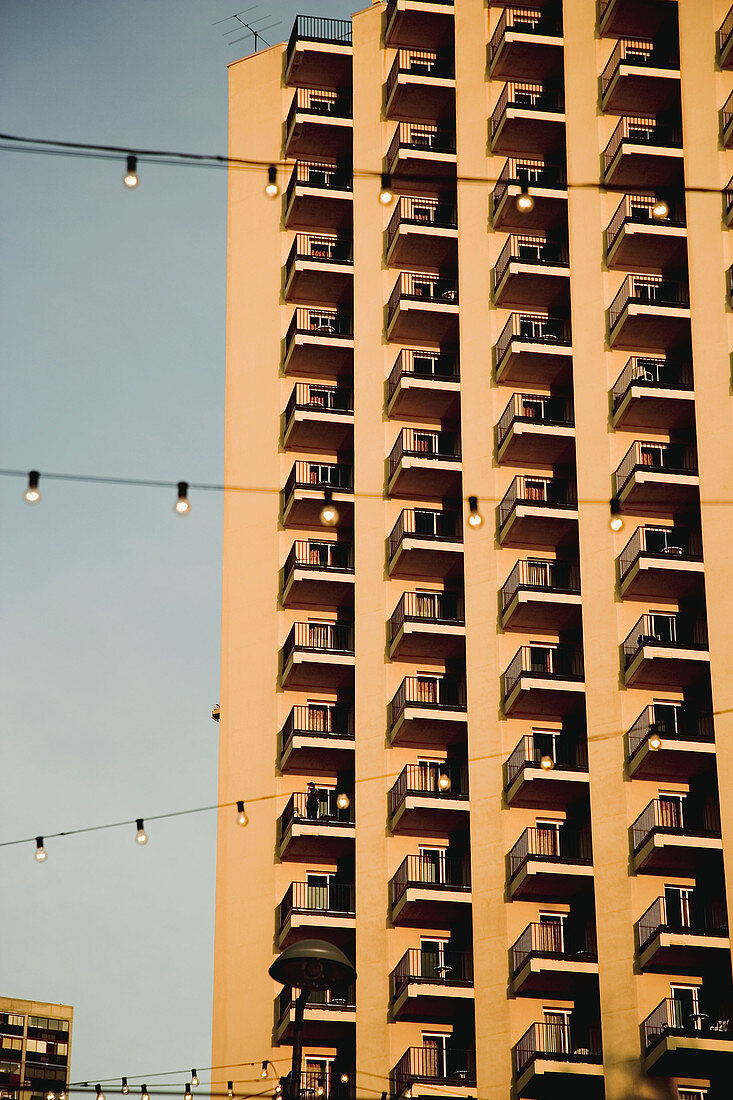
[213,8,282,53]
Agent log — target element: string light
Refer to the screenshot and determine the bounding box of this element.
[467,495,483,529]
[122,1080,129,1094]
[175,481,191,515]
[60,1091,67,1099]
[227,1085,234,1099]
[191,1074,199,1089]
[35,836,47,862]
[340,1076,349,1085]
[540,754,555,771]
[184,1087,192,1100]
[123,155,139,189]
[437,773,451,791]
[25,469,41,504]
[336,792,350,810]
[649,731,663,751]
[651,195,669,220]
[265,165,279,198]
[135,818,148,845]
[141,1087,149,1100]
[96,1086,105,1100]
[609,496,624,532]
[319,489,339,527]
[379,172,394,205]
[515,181,534,213]
[236,800,249,827]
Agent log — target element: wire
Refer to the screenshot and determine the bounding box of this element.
[69,1061,287,1088]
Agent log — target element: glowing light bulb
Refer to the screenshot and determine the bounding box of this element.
[467,495,483,529]
[191,1073,199,1089]
[260,1064,268,1081]
[336,792,350,810]
[35,836,47,862]
[651,197,669,221]
[340,1076,349,1085]
[265,165,280,198]
[122,1080,129,1095]
[540,754,555,771]
[438,773,451,792]
[46,1090,55,1098]
[236,800,249,827]
[317,1087,324,1097]
[175,481,191,515]
[123,155,139,189]
[141,1086,149,1100]
[227,1084,234,1099]
[60,1092,67,1099]
[25,470,41,504]
[185,1086,192,1100]
[649,732,663,751]
[379,172,394,205]
[96,1085,105,1100]
[609,497,624,532]
[135,818,148,845]
[515,188,535,213]
[320,490,339,527]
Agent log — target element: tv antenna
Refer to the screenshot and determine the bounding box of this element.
[213,7,282,52]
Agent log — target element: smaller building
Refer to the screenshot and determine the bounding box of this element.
[0,997,73,1100]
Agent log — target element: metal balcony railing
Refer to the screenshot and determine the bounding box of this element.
[287,15,352,52]
[388,272,459,321]
[489,6,562,64]
[603,116,682,172]
[284,383,352,426]
[632,797,722,853]
[390,949,473,1001]
[278,984,356,1023]
[392,1048,475,1096]
[611,355,693,409]
[286,307,352,345]
[719,6,733,57]
[643,999,732,1052]
[636,896,729,952]
[505,733,588,788]
[494,234,569,288]
[298,1071,353,1100]
[601,37,678,96]
[283,540,353,582]
[389,591,464,642]
[606,194,685,254]
[386,122,456,168]
[386,196,457,253]
[614,440,697,496]
[388,427,461,478]
[490,81,565,140]
[280,791,354,836]
[511,921,597,974]
[280,703,354,746]
[390,854,471,906]
[389,675,466,725]
[283,461,352,500]
[723,88,733,135]
[623,612,708,667]
[503,645,583,698]
[508,825,592,880]
[495,311,571,365]
[282,622,353,663]
[388,508,461,559]
[288,87,352,122]
[513,1023,602,1076]
[387,349,459,401]
[618,525,702,581]
[385,48,454,103]
[492,157,566,210]
[496,392,573,448]
[501,558,580,611]
[626,703,713,759]
[285,160,353,207]
[286,234,352,272]
[279,881,355,926]
[498,475,577,529]
[389,762,468,816]
[609,274,689,331]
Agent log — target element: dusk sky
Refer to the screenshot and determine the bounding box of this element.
[1,0,347,1087]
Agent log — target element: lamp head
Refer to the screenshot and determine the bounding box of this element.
[268,939,356,991]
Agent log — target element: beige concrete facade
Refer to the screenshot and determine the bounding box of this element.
[0,995,73,1100]
[214,3,733,1099]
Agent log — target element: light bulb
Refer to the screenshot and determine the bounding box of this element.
[135,818,148,845]
[122,1080,129,1095]
[141,1087,149,1100]
[516,190,535,213]
[340,1076,349,1085]
[227,1084,234,1099]
[60,1092,67,1099]
[651,198,669,221]
[96,1086,105,1100]
[185,1087,192,1100]
[46,1091,55,1098]
[609,497,623,532]
[35,836,47,862]
[236,800,249,826]
[265,165,280,198]
[320,490,339,527]
[336,792,350,810]
[25,470,41,504]
[379,172,394,205]
[649,732,663,751]
[274,1085,282,1098]
[175,481,191,515]
[438,773,451,791]
[191,1074,199,1088]
[123,155,139,189]
[467,495,483,529]
[260,1064,268,1080]
[540,754,555,771]
[317,1088,324,1097]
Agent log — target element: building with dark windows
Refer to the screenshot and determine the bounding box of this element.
[0,997,73,1100]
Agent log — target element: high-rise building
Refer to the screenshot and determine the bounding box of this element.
[213,2,733,1099]
[0,997,73,1100]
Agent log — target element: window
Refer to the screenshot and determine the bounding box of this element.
[306,872,336,909]
[526,559,551,587]
[418,846,447,883]
[643,526,675,553]
[416,673,440,703]
[421,1033,448,1077]
[657,793,685,829]
[664,885,693,930]
[670,984,702,1029]
[535,819,562,856]
[524,477,549,501]
[412,352,438,375]
[542,1009,571,1053]
[533,728,561,761]
[678,1089,708,1100]
[303,1058,333,1098]
[648,612,676,642]
[651,700,683,734]
[416,759,443,793]
[537,913,565,953]
[420,937,450,978]
[529,644,558,674]
[307,621,333,648]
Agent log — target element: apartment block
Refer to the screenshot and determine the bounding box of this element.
[0,997,73,1100]
[213,3,733,1099]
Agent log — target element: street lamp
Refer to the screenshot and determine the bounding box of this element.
[269,940,357,1100]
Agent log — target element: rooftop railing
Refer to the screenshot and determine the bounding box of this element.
[618,525,702,581]
[386,196,457,253]
[626,703,713,759]
[614,439,697,497]
[280,790,354,836]
[282,621,353,663]
[390,854,471,906]
[283,540,353,581]
[611,355,693,409]
[388,508,461,559]
[285,307,352,345]
[280,703,354,745]
[278,881,355,927]
[496,392,573,448]
[388,427,461,477]
[643,999,732,1052]
[623,612,708,667]
[389,762,467,816]
[636,896,728,952]
[503,645,584,698]
[601,37,678,96]
[608,274,689,331]
[389,675,466,726]
[389,591,464,642]
[387,349,459,401]
[632,797,721,853]
[508,824,592,881]
[490,81,564,140]
[718,6,733,58]
[493,234,569,288]
[386,122,456,168]
[489,6,562,64]
[495,311,571,366]
[501,558,580,612]
[390,949,473,1001]
[498,474,577,529]
[285,160,353,207]
[492,157,566,210]
[505,733,588,788]
[511,921,597,975]
[603,116,682,173]
[605,194,685,254]
[392,1048,475,1096]
[283,461,352,501]
[513,1023,602,1076]
[287,15,352,51]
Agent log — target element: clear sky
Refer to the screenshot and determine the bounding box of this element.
[1,0,347,1087]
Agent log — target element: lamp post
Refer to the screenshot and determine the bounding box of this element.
[269,939,357,1100]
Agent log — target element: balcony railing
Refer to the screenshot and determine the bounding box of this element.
[513,1023,602,1076]
[389,675,466,726]
[283,540,353,581]
[719,6,733,59]
[287,15,352,51]
[606,195,685,255]
[608,275,689,331]
[495,312,571,365]
[505,734,588,788]
[387,349,459,401]
[285,160,352,206]
[611,356,693,409]
[284,383,352,424]
[388,272,459,320]
[603,116,682,172]
[280,791,354,835]
[386,196,457,253]
[286,233,352,269]
[281,703,354,746]
[390,949,473,1001]
[614,440,697,496]
[490,81,564,139]
[389,761,467,815]
[494,234,569,287]
[489,7,562,64]
[389,591,464,641]
[279,881,355,925]
[492,157,566,210]
[278,984,356,1023]
[601,37,678,96]
[282,622,353,663]
[503,645,583,698]
[632,797,722,853]
[511,921,597,974]
[390,854,471,906]
[643,999,732,1052]
[286,307,351,344]
[392,1048,475,1096]
[388,509,461,559]
[496,393,573,448]
[288,87,352,121]
[386,122,456,167]
[388,427,461,478]
[283,461,352,499]
[623,613,708,668]
[386,48,454,102]
[498,475,577,529]
[501,559,580,612]
[627,703,713,759]
[636,896,729,952]
[619,525,702,581]
[508,825,592,881]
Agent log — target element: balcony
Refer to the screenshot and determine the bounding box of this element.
[388,508,463,579]
[599,0,675,39]
[626,704,716,781]
[388,761,469,834]
[385,122,456,186]
[601,38,679,115]
[488,7,563,82]
[284,16,352,88]
[504,734,589,809]
[489,82,565,156]
[386,349,460,419]
[631,797,722,875]
[388,590,465,660]
[642,999,733,1076]
[608,275,690,350]
[387,427,461,498]
[282,540,354,609]
[618,525,703,600]
[501,559,581,632]
[390,949,473,1020]
[386,272,459,343]
[603,116,683,188]
[283,384,353,452]
[611,356,694,430]
[385,49,455,120]
[494,312,572,386]
[284,161,353,232]
[513,1023,603,1098]
[384,0,456,51]
[507,825,593,900]
[614,440,698,512]
[390,853,471,925]
[281,621,354,689]
[605,194,686,273]
[282,461,353,528]
[503,645,584,717]
[622,612,709,689]
[283,308,353,377]
[496,393,574,466]
[510,922,598,998]
[277,880,355,948]
[284,88,352,159]
[284,234,352,305]
[722,89,733,148]
[491,159,567,232]
[276,985,356,1045]
[279,703,354,774]
[278,790,354,860]
[719,6,733,69]
[388,675,467,747]
[385,196,457,267]
[493,235,570,310]
[636,897,730,973]
[498,476,578,548]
